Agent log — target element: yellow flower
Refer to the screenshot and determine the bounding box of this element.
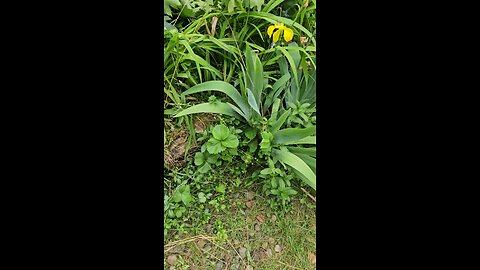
[267,23,294,43]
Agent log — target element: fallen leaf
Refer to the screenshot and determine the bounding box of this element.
[256,215,265,223]
[245,201,253,209]
[308,252,316,264]
[211,16,218,36]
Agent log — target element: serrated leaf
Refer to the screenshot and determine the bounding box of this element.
[207,138,226,154]
[221,134,239,148]
[212,124,230,140]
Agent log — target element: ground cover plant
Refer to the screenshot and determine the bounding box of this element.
[164,0,316,268]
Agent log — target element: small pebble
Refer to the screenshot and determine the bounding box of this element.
[214,261,224,270]
[271,215,277,222]
[238,247,247,259]
[254,224,261,231]
[275,244,282,253]
[167,254,177,265]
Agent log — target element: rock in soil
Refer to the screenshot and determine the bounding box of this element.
[167,254,177,265]
[275,244,282,253]
[266,248,273,257]
[252,250,265,261]
[215,261,224,270]
[271,215,277,222]
[254,223,261,231]
[238,247,247,259]
[256,215,265,223]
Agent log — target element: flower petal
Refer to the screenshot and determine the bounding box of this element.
[273,29,281,43]
[267,25,276,37]
[283,27,294,42]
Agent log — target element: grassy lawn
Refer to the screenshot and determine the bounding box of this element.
[164,184,316,270]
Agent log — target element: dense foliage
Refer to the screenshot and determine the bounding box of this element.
[164,0,316,242]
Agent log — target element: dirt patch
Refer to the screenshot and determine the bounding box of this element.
[164,114,217,169]
[193,114,217,134]
[164,128,194,169]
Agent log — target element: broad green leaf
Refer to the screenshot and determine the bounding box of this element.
[295,153,316,174]
[270,98,282,122]
[247,88,261,116]
[212,124,230,140]
[278,178,285,189]
[175,207,186,218]
[245,45,256,94]
[181,81,250,119]
[272,148,316,190]
[164,0,181,16]
[260,168,272,175]
[194,152,205,166]
[287,42,301,68]
[253,53,264,105]
[286,146,316,157]
[172,190,182,203]
[199,162,211,173]
[207,138,226,154]
[271,177,278,188]
[277,47,299,90]
[270,109,291,133]
[215,184,226,193]
[181,193,193,205]
[248,139,258,152]
[284,187,298,196]
[273,126,316,145]
[174,102,244,121]
[222,134,239,148]
[245,127,257,140]
[283,135,316,145]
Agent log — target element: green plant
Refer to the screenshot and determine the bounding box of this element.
[175,45,316,190]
